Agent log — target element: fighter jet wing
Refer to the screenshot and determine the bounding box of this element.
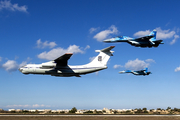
[135,36,154,41]
[54,53,73,66]
[134,36,156,45]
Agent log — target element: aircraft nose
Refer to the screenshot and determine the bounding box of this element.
[103,39,111,43]
[19,67,23,72]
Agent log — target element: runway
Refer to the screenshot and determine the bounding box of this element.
[1,114,180,117]
[1,115,180,120]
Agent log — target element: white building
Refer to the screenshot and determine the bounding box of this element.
[8,109,15,112]
[29,109,36,112]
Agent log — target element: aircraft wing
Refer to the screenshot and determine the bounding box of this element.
[54,53,73,66]
[135,36,154,41]
[134,36,156,45]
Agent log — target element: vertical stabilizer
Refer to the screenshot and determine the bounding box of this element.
[149,29,157,41]
[87,46,115,67]
[145,68,148,72]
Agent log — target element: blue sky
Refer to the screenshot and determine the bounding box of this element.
[1,0,180,110]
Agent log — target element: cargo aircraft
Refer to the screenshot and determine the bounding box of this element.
[19,46,115,77]
[119,68,151,76]
[103,30,163,48]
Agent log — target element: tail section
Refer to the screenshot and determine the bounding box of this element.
[144,68,151,75]
[149,29,157,41]
[87,46,115,67]
[145,68,148,72]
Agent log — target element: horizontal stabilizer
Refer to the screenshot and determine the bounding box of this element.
[154,40,164,44]
[95,46,115,56]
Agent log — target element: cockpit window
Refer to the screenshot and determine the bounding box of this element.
[21,65,27,68]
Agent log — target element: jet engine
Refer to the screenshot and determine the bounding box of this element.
[41,62,56,68]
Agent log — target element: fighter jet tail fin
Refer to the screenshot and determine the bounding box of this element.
[145,68,148,72]
[144,68,152,75]
[145,68,152,75]
[87,46,115,67]
[149,29,157,41]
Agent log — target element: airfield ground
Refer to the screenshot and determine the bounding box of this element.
[1,116,180,120]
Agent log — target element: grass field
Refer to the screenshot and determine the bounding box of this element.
[1,116,180,120]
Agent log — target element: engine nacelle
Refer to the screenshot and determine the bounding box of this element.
[41,62,56,68]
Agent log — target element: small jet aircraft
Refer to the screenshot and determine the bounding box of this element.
[119,68,151,76]
[103,30,164,48]
[19,46,115,77]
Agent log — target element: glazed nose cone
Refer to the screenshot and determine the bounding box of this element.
[19,67,23,72]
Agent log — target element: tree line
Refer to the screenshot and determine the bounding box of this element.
[1,107,180,115]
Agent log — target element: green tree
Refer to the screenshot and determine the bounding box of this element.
[102,110,106,113]
[135,108,142,114]
[60,111,65,113]
[94,109,97,114]
[114,110,118,114]
[142,108,148,113]
[166,107,171,110]
[69,107,77,113]
[173,108,180,112]
[126,110,131,113]
[84,110,93,114]
[142,108,147,111]
[94,109,103,114]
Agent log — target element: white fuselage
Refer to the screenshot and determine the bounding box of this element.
[19,63,107,77]
[19,46,115,77]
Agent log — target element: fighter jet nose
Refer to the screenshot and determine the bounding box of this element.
[103,39,111,43]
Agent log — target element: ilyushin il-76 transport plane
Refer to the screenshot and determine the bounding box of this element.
[19,46,115,77]
[119,68,151,76]
[103,30,164,48]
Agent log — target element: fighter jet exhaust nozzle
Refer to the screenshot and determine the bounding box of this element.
[147,72,151,75]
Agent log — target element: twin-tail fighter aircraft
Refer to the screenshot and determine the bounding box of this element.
[19,46,115,77]
[103,30,164,48]
[119,68,151,76]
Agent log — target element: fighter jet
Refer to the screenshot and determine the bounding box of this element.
[19,46,115,77]
[103,30,163,48]
[119,68,151,76]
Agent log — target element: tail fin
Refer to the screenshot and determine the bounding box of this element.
[87,46,115,67]
[145,68,152,75]
[145,68,148,72]
[149,29,157,41]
